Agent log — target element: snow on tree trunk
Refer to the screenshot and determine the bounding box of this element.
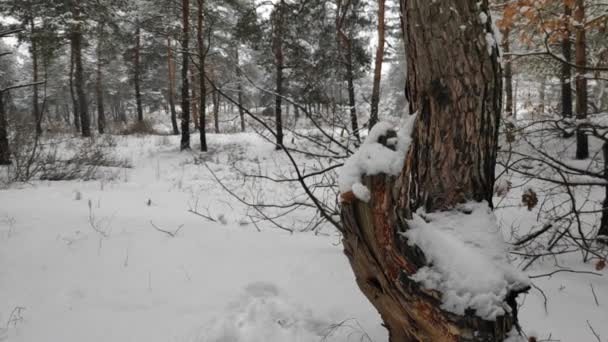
[338,1,529,341]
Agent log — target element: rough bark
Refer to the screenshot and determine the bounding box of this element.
[561,0,573,119]
[369,0,385,129]
[212,90,220,134]
[574,0,588,159]
[72,26,90,137]
[0,93,9,165]
[196,0,207,151]
[180,0,191,150]
[340,1,523,341]
[134,25,144,123]
[272,1,284,149]
[167,37,179,135]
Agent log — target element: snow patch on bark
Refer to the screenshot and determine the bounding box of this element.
[403,201,530,320]
[338,114,417,197]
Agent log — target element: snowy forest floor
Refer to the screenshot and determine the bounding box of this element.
[0,131,607,342]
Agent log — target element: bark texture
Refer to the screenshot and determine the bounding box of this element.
[96,24,105,134]
[196,0,207,151]
[272,1,285,149]
[71,26,90,137]
[134,25,144,123]
[561,0,573,119]
[340,1,522,341]
[167,37,179,135]
[502,27,513,117]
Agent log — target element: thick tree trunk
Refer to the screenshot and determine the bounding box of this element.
[0,93,9,165]
[72,27,90,137]
[272,2,284,149]
[340,1,524,340]
[134,25,144,123]
[502,26,513,117]
[96,24,105,134]
[180,0,191,150]
[574,0,588,159]
[30,19,41,136]
[196,0,207,151]
[69,45,81,131]
[167,37,179,135]
[561,0,573,119]
[369,0,385,129]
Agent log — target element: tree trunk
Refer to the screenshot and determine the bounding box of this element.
[213,90,220,134]
[574,0,588,159]
[340,1,524,340]
[30,19,41,136]
[561,0,573,119]
[72,26,90,137]
[235,46,245,132]
[96,24,106,134]
[180,0,191,150]
[196,0,207,151]
[599,143,608,240]
[272,1,284,149]
[539,76,546,115]
[369,0,385,129]
[167,37,179,135]
[190,64,199,129]
[69,45,81,131]
[502,26,513,117]
[0,93,9,165]
[134,25,144,123]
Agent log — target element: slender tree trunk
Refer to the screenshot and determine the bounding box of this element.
[599,143,608,239]
[134,25,144,123]
[29,19,42,136]
[503,26,513,117]
[346,49,359,140]
[213,90,220,134]
[235,46,245,132]
[0,93,9,165]
[167,37,179,135]
[272,1,284,149]
[180,0,191,150]
[96,24,105,134]
[190,64,199,129]
[369,0,385,128]
[561,0,573,119]
[72,26,90,137]
[340,1,525,340]
[539,76,546,114]
[574,0,588,159]
[69,45,80,131]
[196,0,207,151]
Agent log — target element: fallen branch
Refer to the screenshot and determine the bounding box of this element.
[150,221,183,237]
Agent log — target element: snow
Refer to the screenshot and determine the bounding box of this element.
[0,130,606,342]
[338,114,417,195]
[403,201,530,320]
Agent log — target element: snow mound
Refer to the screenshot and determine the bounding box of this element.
[338,115,417,199]
[403,202,529,320]
[195,282,357,342]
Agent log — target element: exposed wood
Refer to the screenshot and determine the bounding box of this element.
[340,1,524,340]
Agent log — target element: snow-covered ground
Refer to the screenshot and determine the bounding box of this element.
[1,132,606,342]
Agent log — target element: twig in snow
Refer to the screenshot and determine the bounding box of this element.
[187,209,217,222]
[586,320,601,342]
[529,268,602,279]
[149,221,183,237]
[590,283,600,306]
[530,282,548,314]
